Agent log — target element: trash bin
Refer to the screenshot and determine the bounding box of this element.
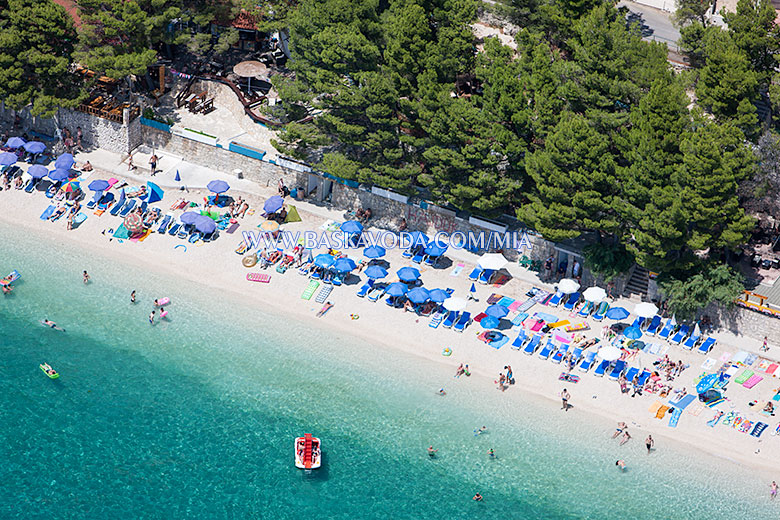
[233,168,243,179]
[290,187,298,199]
[296,188,304,201]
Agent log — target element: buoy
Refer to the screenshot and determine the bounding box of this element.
[242,254,258,268]
[442,348,452,356]
[174,244,187,252]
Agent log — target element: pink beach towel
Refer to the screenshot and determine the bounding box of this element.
[743,375,763,389]
[246,273,271,283]
[529,319,545,332]
[508,301,523,312]
[767,364,779,375]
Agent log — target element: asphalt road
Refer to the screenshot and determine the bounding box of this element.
[617,0,681,47]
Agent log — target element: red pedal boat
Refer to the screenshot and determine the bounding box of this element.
[295,433,321,469]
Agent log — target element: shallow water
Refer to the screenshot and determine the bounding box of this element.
[0,224,775,519]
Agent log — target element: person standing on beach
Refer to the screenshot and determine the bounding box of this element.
[82,271,90,284]
[128,154,136,171]
[131,291,136,303]
[645,435,654,454]
[561,389,570,411]
[762,336,769,352]
[771,481,777,500]
[149,154,159,175]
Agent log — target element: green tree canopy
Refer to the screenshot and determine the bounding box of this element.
[722,0,779,86]
[0,0,85,116]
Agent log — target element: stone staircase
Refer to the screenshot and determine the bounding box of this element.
[624,265,650,300]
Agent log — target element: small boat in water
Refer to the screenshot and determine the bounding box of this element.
[295,433,321,469]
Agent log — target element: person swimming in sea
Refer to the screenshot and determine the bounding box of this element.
[616,460,626,471]
[487,449,495,458]
[427,446,438,458]
[438,388,446,396]
[472,493,483,501]
[149,311,155,325]
[131,290,136,303]
[42,319,64,331]
[474,426,487,436]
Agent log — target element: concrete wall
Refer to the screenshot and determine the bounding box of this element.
[0,102,138,154]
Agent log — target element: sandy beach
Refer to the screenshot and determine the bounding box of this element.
[2,168,779,486]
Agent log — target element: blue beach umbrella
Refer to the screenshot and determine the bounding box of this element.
[88,179,110,192]
[5,137,25,149]
[332,257,357,273]
[486,304,509,319]
[48,168,70,182]
[23,141,45,154]
[207,179,230,194]
[363,245,386,259]
[194,216,217,234]
[313,254,336,268]
[180,211,202,224]
[428,289,449,303]
[54,153,75,170]
[27,165,48,179]
[606,307,630,320]
[425,242,448,257]
[145,181,164,204]
[0,152,17,166]
[481,315,500,329]
[385,282,409,297]
[264,195,284,213]
[397,266,421,282]
[407,287,430,304]
[341,220,364,235]
[407,231,429,247]
[623,326,643,340]
[364,265,388,280]
[470,283,477,294]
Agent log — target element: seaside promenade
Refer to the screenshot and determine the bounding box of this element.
[1,145,779,486]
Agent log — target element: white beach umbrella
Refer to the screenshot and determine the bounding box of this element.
[634,302,659,318]
[477,252,508,271]
[559,278,580,294]
[598,345,622,362]
[583,286,607,302]
[443,297,467,312]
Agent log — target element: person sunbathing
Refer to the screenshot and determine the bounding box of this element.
[2,284,12,294]
[41,363,57,376]
[81,161,93,172]
[316,302,333,317]
[281,255,295,268]
[764,402,775,414]
[13,176,23,189]
[50,205,67,220]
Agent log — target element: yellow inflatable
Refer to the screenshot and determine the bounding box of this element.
[442,348,452,356]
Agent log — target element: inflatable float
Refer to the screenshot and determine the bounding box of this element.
[442,347,452,356]
[155,298,170,306]
[242,254,258,268]
[40,364,59,379]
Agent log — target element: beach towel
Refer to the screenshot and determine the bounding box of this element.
[745,353,759,366]
[498,296,515,307]
[722,412,737,426]
[473,312,487,323]
[301,280,319,300]
[751,422,769,437]
[548,320,570,329]
[39,205,55,220]
[644,343,662,355]
[450,263,465,277]
[701,358,716,370]
[688,403,705,416]
[492,274,510,287]
[648,401,663,415]
[706,398,725,408]
[528,319,545,332]
[226,223,239,234]
[511,312,529,326]
[508,300,522,312]
[246,273,271,283]
[315,284,332,303]
[719,352,732,363]
[670,394,696,410]
[130,230,151,242]
[487,293,502,304]
[707,412,724,427]
[743,375,763,389]
[73,212,87,226]
[757,359,772,372]
[655,405,670,419]
[739,420,753,433]
[284,205,302,223]
[734,369,754,384]
[768,364,779,376]
[535,311,558,323]
[113,224,130,239]
[668,408,682,427]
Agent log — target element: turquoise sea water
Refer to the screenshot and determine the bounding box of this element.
[0,223,775,519]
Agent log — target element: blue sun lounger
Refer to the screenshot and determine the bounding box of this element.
[563,292,580,311]
[592,301,609,321]
[631,316,645,329]
[188,231,203,243]
[511,330,528,350]
[86,190,103,209]
[168,222,181,236]
[577,301,593,318]
[429,311,444,328]
[698,337,716,354]
[546,290,564,307]
[119,199,136,217]
[478,269,495,285]
[637,369,651,386]
[683,329,701,350]
[523,334,542,355]
[670,324,690,344]
[357,281,372,297]
[645,315,662,335]
[454,312,471,332]
[468,267,483,281]
[608,360,627,380]
[537,339,555,360]
[569,347,584,365]
[367,285,386,302]
[593,359,610,377]
[412,252,424,264]
[156,214,172,233]
[551,344,569,363]
[110,198,125,216]
[657,319,675,340]
[442,311,458,328]
[24,178,36,193]
[40,205,55,220]
[578,351,598,372]
[624,367,639,382]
